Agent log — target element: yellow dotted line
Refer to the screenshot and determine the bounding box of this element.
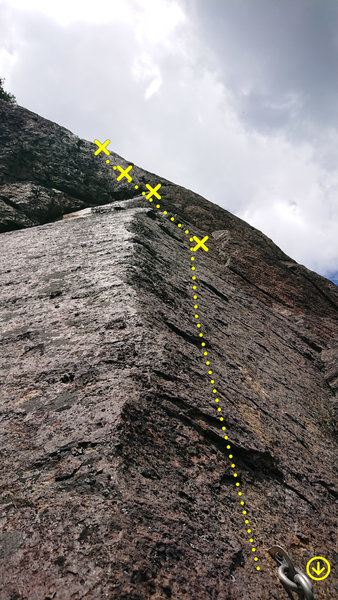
[189,240,261,572]
[101,157,261,571]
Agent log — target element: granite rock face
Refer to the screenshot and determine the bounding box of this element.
[0,99,168,233]
[0,101,337,600]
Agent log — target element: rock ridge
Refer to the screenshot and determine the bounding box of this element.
[0,102,337,599]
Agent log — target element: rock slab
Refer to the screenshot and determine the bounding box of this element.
[0,101,337,599]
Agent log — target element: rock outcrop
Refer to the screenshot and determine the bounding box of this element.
[0,100,337,599]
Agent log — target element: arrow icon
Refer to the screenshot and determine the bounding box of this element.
[307,555,331,581]
[311,561,325,576]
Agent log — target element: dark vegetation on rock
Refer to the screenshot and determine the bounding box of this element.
[0,100,337,599]
[0,79,16,105]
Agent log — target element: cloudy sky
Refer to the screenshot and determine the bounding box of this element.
[1,0,337,281]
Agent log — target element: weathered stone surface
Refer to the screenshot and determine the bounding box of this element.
[0,101,337,599]
[0,100,168,233]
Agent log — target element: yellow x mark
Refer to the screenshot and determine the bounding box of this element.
[143,183,162,201]
[94,139,110,156]
[191,236,209,252]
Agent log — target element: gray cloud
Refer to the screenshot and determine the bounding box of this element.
[0,0,337,280]
[191,0,338,138]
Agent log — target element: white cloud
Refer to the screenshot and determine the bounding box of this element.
[2,0,186,34]
[132,52,163,100]
[144,77,162,100]
[1,0,134,25]
[0,0,337,278]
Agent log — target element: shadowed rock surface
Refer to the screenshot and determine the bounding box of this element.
[0,101,337,599]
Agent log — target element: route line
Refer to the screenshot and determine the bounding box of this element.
[94,142,262,572]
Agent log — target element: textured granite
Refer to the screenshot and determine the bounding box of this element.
[0,101,337,599]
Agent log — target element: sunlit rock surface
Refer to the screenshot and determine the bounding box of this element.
[0,100,337,599]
